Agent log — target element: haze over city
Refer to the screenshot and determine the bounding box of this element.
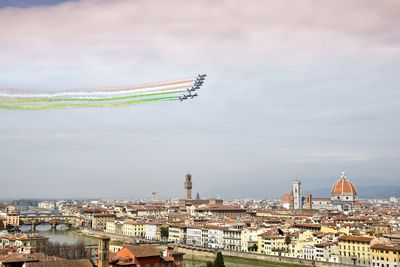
[1,0,400,199]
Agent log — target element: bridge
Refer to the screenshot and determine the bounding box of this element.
[19,214,83,231]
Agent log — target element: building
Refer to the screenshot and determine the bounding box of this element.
[110,244,182,267]
[110,244,166,267]
[315,242,339,262]
[144,223,161,240]
[106,221,123,235]
[97,235,110,267]
[6,212,20,227]
[338,235,373,266]
[305,193,312,210]
[292,180,302,210]
[184,173,192,200]
[303,245,315,260]
[311,197,332,210]
[192,205,246,216]
[223,228,242,251]
[122,222,145,237]
[258,231,286,256]
[186,227,204,247]
[92,214,116,231]
[178,173,223,211]
[37,201,55,210]
[241,228,259,252]
[168,224,186,244]
[15,234,49,254]
[331,171,358,213]
[207,227,224,250]
[371,243,400,267]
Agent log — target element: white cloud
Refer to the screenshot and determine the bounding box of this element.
[1,0,400,198]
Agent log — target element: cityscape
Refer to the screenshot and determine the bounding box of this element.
[1,0,400,267]
[0,172,399,266]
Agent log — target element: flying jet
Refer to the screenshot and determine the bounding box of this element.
[179,95,188,101]
[190,93,198,98]
[196,78,205,83]
[198,74,207,78]
[187,86,200,92]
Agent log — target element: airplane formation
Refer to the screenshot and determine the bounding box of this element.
[179,74,206,102]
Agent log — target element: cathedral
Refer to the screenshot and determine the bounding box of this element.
[330,171,358,212]
[282,171,359,214]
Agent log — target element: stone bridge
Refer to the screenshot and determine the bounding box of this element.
[19,214,83,231]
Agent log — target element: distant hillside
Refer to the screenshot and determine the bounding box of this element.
[203,183,288,199]
[204,184,400,199]
[310,185,400,198]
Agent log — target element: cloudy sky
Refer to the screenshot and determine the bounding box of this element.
[1,0,399,199]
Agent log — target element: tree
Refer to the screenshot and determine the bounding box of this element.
[213,251,225,267]
[206,262,213,267]
[160,226,169,240]
[285,234,291,252]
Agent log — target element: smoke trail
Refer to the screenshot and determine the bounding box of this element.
[0,96,179,110]
[0,76,205,110]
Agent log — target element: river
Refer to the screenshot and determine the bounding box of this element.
[19,224,98,245]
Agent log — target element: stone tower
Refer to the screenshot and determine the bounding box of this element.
[305,193,312,210]
[292,180,302,210]
[97,235,110,267]
[184,173,192,200]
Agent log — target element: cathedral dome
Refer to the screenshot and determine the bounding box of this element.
[331,171,358,197]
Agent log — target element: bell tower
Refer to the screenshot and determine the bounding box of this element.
[292,179,302,210]
[97,235,110,267]
[184,173,192,200]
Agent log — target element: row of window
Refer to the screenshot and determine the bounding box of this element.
[372,256,397,262]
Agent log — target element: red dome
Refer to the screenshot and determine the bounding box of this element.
[280,193,293,203]
[331,171,358,196]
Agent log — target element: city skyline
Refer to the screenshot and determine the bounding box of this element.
[1,0,400,198]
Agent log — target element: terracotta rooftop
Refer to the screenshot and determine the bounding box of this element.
[338,235,374,243]
[371,244,400,252]
[294,223,322,229]
[25,259,92,267]
[331,171,358,196]
[195,205,245,211]
[125,244,161,258]
[93,213,116,217]
[0,253,46,263]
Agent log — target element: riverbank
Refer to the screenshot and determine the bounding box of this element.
[183,254,307,267]
[69,230,342,267]
[176,246,351,267]
[75,228,137,244]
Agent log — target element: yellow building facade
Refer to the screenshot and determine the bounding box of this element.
[338,235,373,266]
[258,234,286,256]
[122,222,145,237]
[371,244,400,267]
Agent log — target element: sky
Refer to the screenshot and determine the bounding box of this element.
[0,0,400,199]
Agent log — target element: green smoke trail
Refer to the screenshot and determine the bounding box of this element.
[0,96,179,110]
[0,75,202,110]
[2,89,186,103]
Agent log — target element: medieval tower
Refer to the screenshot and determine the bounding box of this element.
[184,173,193,200]
[97,235,110,267]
